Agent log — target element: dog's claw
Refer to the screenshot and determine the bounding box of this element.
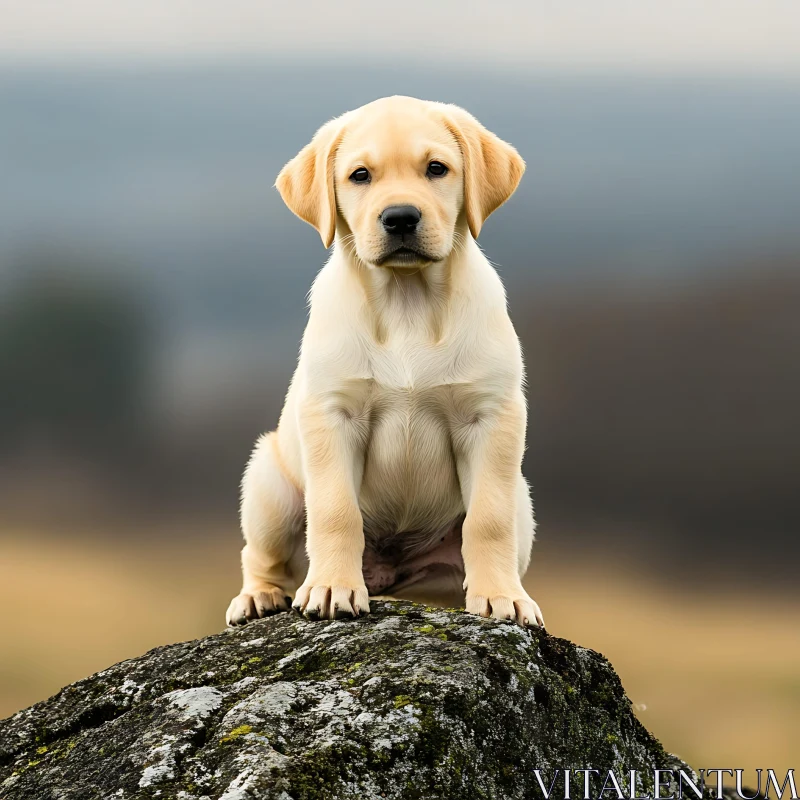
[292,583,370,620]
[466,592,545,629]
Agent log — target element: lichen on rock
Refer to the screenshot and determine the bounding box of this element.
[0,601,691,799]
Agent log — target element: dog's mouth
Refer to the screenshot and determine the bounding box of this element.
[375,246,436,268]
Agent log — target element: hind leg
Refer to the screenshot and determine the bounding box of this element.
[226,432,306,626]
[516,473,536,577]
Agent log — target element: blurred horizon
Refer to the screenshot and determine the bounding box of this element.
[2,59,799,584]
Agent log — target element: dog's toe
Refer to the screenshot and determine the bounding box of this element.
[304,585,331,619]
[226,593,254,627]
[514,597,545,628]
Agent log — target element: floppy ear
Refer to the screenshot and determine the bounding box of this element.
[442,106,525,239]
[275,116,347,248]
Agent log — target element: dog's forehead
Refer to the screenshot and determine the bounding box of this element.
[339,99,454,161]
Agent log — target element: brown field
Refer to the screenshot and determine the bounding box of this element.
[0,525,797,780]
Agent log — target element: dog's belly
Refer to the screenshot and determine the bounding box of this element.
[357,390,465,595]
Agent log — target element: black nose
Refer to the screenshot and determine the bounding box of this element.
[381,205,421,234]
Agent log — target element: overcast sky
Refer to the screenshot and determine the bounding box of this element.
[2,0,800,73]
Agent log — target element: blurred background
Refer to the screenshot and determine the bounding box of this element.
[1,0,798,779]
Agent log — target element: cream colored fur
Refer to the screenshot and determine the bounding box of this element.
[226,96,544,628]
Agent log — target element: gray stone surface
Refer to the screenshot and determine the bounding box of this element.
[0,601,690,799]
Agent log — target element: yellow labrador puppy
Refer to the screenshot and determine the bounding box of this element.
[226,95,544,628]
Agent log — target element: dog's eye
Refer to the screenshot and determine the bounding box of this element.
[350,167,371,184]
[426,161,448,178]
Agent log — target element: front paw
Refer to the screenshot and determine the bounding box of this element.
[466,590,545,628]
[292,580,370,620]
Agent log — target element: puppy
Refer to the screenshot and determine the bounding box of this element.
[226,96,544,628]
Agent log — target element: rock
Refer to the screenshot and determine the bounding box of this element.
[0,601,691,800]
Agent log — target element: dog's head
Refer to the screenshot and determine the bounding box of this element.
[276,96,525,269]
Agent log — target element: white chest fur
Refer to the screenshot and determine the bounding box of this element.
[296,245,522,540]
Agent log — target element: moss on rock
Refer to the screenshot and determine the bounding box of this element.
[1,601,692,799]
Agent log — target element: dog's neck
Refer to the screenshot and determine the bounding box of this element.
[342,237,473,345]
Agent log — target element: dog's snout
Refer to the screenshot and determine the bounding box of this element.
[381,205,421,234]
